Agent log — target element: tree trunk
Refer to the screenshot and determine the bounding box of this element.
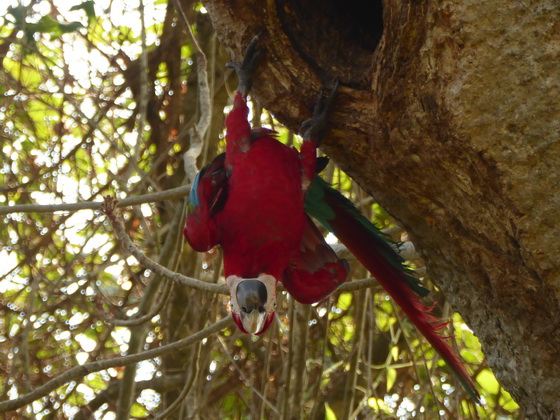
[202,0,560,417]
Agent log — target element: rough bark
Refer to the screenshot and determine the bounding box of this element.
[202,0,560,417]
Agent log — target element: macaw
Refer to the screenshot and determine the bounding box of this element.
[184,36,480,402]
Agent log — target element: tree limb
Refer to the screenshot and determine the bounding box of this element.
[75,374,188,420]
[172,0,212,183]
[0,184,191,215]
[101,196,228,294]
[100,195,382,297]
[0,317,232,412]
[153,342,202,419]
[115,198,188,418]
[104,278,174,326]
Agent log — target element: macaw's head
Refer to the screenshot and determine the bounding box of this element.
[226,274,277,335]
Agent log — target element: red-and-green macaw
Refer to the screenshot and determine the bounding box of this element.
[184,36,480,402]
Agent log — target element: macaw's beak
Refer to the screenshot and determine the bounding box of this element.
[236,279,268,334]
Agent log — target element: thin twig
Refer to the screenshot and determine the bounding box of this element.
[0,317,232,412]
[281,299,296,420]
[115,197,187,418]
[291,303,311,418]
[349,290,371,419]
[337,277,378,293]
[105,279,173,327]
[21,40,158,192]
[217,336,280,415]
[342,291,366,419]
[392,302,443,420]
[20,274,41,394]
[127,0,149,179]
[75,374,188,420]
[0,184,191,215]
[172,0,212,183]
[154,342,202,419]
[259,325,275,419]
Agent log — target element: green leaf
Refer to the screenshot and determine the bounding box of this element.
[22,15,83,41]
[386,367,397,391]
[500,392,520,412]
[52,21,84,38]
[325,403,338,420]
[130,402,148,417]
[460,348,482,364]
[86,373,107,391]
[7,5,27,26]
[33,16,60,33]
[476,368,500,395]
[70,1,97,25]
[390,346,399,362]
[368,397,391,414]
[337,293,352,311]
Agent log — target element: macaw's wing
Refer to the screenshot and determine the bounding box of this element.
[305,176,428,296]
[305,175,480,403]
[183,153,227,252]
[281,215,348,304]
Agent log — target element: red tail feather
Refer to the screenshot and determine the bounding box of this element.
[325,194,480,402]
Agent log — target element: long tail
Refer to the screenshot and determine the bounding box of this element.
[305,176,480,403]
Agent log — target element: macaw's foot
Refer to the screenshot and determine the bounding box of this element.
[301,79,339,145]
[227,34,264,97]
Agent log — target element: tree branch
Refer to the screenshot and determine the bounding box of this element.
[0,184,191,215]
[101,196,228,295]
[0,317,232,412]
[291,302,311,418]
[336,277,379,293]
[75,374,188,420]
[104,279,174,327]
[172,0,212,183]
[98,194,384,299]
[116,195,188,418]
[153,342,202,419]
[217,336,280,415]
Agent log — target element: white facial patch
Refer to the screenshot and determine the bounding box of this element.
[256,273,277,313]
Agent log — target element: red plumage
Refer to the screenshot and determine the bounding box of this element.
[218,92,306,280]
[281,215,348,304]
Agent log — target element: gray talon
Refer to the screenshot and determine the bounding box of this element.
[227,34,264,97]
[302,79,339,144]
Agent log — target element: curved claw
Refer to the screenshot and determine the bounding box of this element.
[227,34,264,97]
[301,79,339,144]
